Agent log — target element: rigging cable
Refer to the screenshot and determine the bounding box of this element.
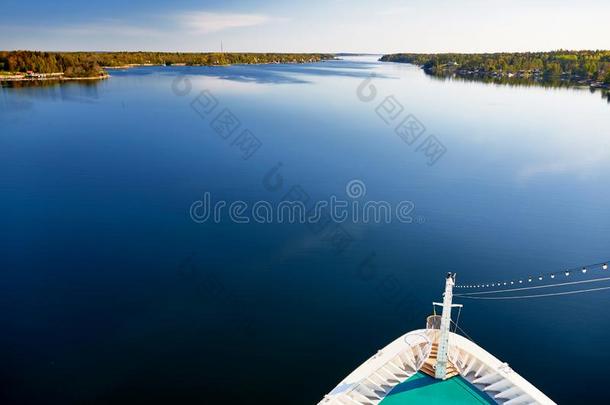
[455,276,610,296]
[450,320,474,342]
[453,305,462,333]
[455,260,609,290]
[455,285,610,300]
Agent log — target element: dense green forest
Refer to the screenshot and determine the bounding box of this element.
[380,51,610,86]
[0,51,335,78]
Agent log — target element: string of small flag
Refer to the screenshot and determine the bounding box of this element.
[454,260,609,291]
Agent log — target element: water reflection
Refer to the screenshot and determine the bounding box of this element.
[424,71,610,103]
[1,79,100,104]
[112,61,395,85]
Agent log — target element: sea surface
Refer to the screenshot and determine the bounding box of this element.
[1,56,610,404]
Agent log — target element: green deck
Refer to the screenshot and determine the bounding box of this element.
[379,372,496,404]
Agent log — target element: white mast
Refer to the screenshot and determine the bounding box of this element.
[435,272,455,379]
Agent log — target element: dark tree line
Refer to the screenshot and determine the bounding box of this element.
[0,51,335,77]
[380,51,610,85]
[0,51,103,77]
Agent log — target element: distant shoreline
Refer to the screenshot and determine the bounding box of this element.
[102,59,336,69]
[0,59,334,83]
[0,51,336,84]
[380,51,610,91]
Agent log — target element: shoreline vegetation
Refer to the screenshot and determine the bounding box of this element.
[0,51,335,83]
[0,71,110,82]
[380,50,610,90]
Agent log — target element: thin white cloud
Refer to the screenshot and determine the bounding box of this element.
[58,22,161,37]
[2,19,161,38]
[376,6,416,16]
[180,12,284,34]
[3,11,285,42]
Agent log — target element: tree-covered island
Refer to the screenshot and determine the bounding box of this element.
[380,51,610,89]
[0,51,336,81]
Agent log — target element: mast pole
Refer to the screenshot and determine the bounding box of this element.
[435,272,455,379]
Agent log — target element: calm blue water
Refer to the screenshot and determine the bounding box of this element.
[1,57,610,404]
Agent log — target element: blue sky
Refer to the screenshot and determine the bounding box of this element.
[2,0,610,52]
